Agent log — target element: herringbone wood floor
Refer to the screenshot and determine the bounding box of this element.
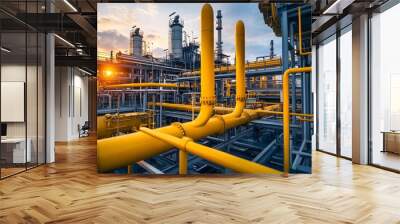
[1,136,400,224]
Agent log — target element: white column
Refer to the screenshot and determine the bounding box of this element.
[352,14,369,164]
[46,32,55,163]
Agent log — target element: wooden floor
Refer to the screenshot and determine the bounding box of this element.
[1,137,400,224]
[1,167,26,178]
[372,150,400,171]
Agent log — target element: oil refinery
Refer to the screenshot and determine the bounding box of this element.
[97,3,312,175]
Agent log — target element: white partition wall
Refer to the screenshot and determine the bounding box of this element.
[0,3,47,178]
[1,24,28,176]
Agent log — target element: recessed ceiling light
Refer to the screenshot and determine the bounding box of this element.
[1,47,11,53]
[78,68,92,76]
[323,0,355,15]
[54,34,75,48]
[63,0,78,12]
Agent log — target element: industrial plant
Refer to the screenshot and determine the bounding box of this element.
[97,3,312,175]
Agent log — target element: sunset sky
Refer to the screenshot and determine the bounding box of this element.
[97,3,281,62]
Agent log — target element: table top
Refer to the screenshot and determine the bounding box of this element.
[1,138,28,143]
[381,131,400,134]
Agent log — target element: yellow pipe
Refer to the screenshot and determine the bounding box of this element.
[97,112,151,139]
[296,116,314,122]
[297,7,311,56]
[147,102,313,118]
[226,80,231,97]
[182,58,281,76]
[189,3,215,127]
[103,83,178,89]
[283,67,312,176]
[179,150,188,175]
[259,110,313,118]
[271,3,277,23]
[140,127,281,174]
[227,20,245,118]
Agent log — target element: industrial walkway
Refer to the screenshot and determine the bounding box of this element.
[0,136,399,223]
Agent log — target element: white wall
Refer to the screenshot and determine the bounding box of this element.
[55,67,70,141]
[54,67,89,141]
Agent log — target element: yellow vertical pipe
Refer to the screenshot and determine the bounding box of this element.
[297,7,311,56]
[179,150,188,174]
[283,67,312,176]
[283,71,290,176]
[127,165,132,174]
[190,3,215,127]
[226,80,231,97]
[231,20,246,117]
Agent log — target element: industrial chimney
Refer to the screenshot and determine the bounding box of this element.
[216,10,223,64]
[129,27,143,56]
[168,15,184,60]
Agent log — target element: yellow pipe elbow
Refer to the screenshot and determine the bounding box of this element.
[190,3,215,127]
[282,67,312,175]
[222,20,246,131]
[297,7,311,56]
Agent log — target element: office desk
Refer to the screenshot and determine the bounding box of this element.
[1,138,31,164]
[382,131,400,154]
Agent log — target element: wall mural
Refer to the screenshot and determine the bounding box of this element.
[96,3,312,175]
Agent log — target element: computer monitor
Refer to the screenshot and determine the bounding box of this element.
[1,123,7,137]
